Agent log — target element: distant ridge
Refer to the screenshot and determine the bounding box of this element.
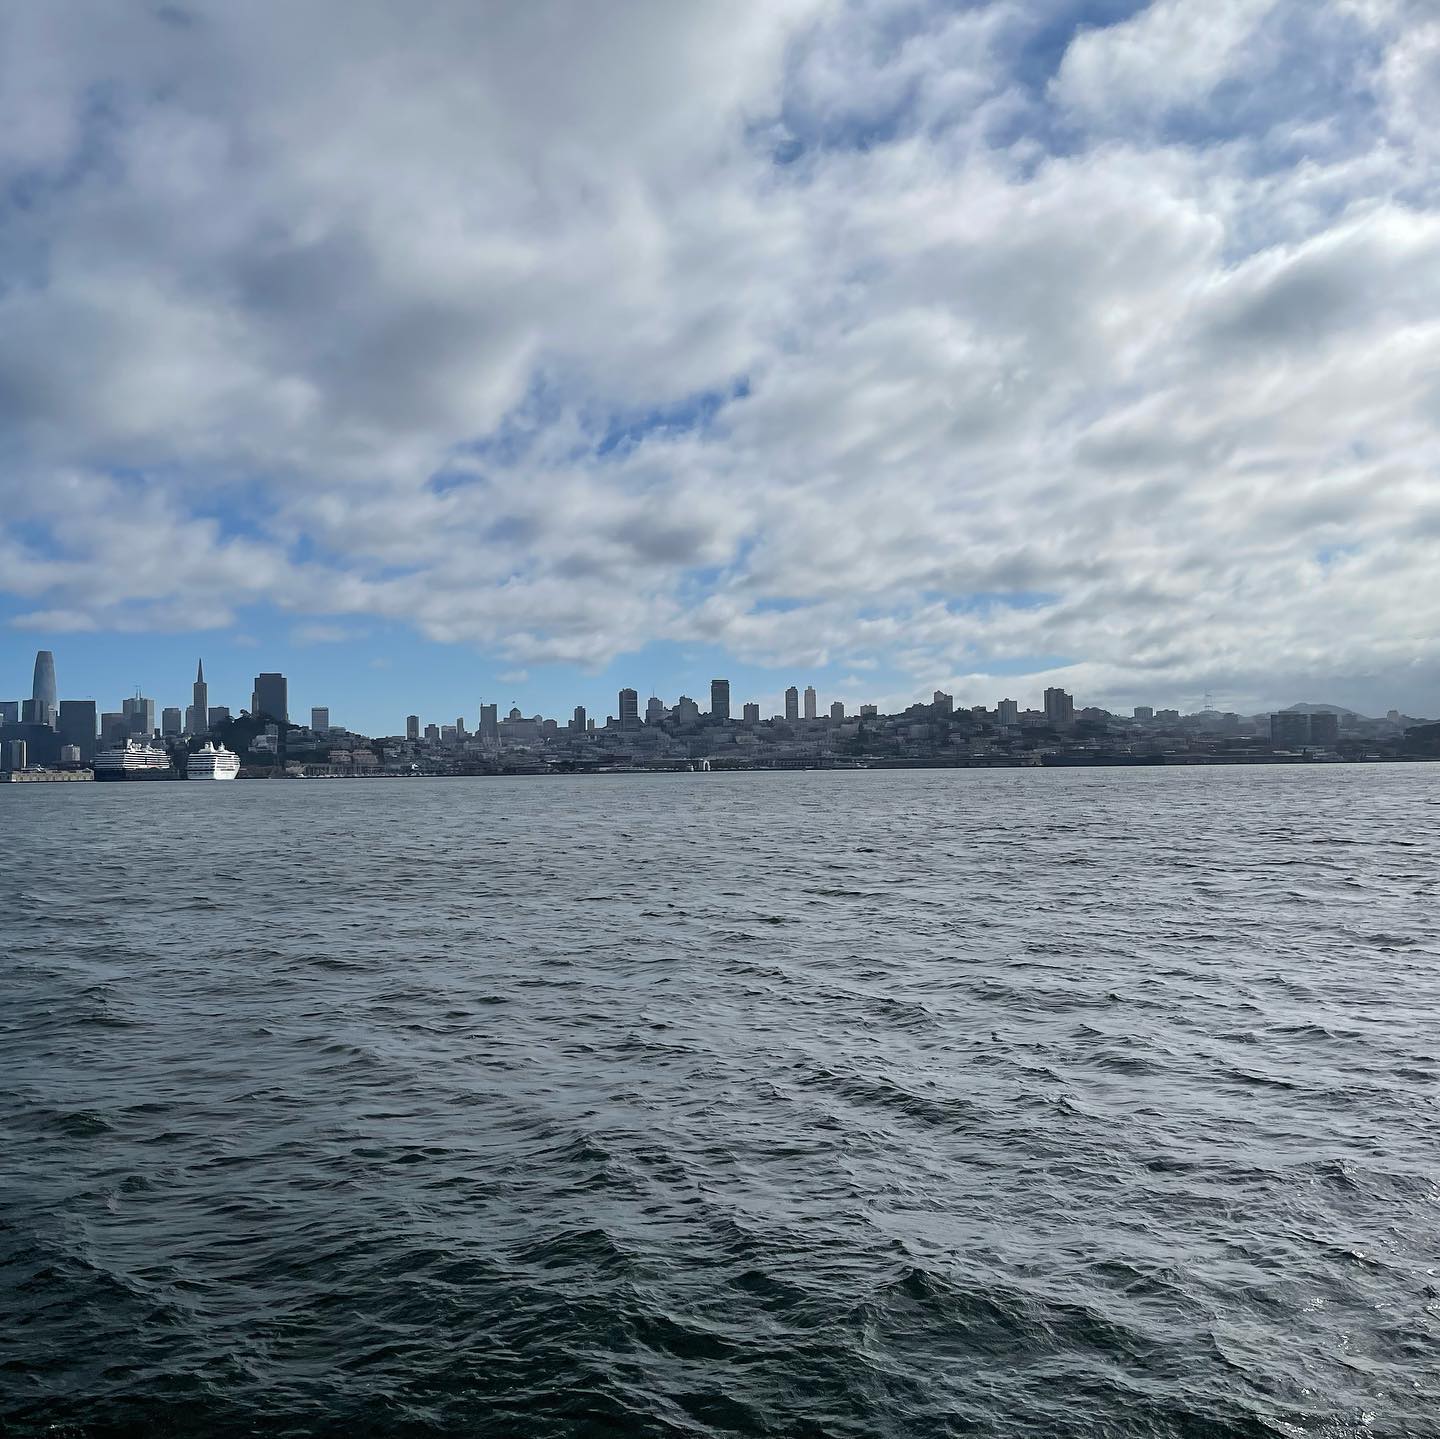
[1281,702,1361,716]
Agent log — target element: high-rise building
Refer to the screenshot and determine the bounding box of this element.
[619,688,639,729]
[4,739,27,772]
[162,707,183,737]
[123,696,156,735]
[252,673,288,724]
[996,698,1019,725]
[1043,687,1074,726]
[645,695,665,725]
[1309,712,1340,747]
[572,705,587,732]
[675,695,700,725]
[859,704,878,717]
[192,660,209,737]
[57,700,97,761]
[1270,712,1310,749]
[424,723,440,742]
[479,704,498,741]
[933,690,954,715]
[455,717,467,737]
[710,679,731,722]
[32,650,57,726]
[406,714,420,740]
[785,686,800,722]
[311,707,330,732]
[803,685,817,721]
[830,700,844,722]
[1133,706,1154,721]
[742,702,760,724]
[0,701,17,725]
[208,706,231,728]
[20,698,53,726]
[101,711,127,744]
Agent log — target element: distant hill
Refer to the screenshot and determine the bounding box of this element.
[1281,702,1362,716]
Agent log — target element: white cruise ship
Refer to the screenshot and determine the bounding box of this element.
[93,739,174,781]
[187,741,240,781]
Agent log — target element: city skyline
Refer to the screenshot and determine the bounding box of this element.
[0,5,1438,729]
[1,644,1431,750]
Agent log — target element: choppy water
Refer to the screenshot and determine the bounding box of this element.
[2,767,1439,1438]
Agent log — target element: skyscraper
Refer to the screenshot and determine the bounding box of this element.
[619,688,639,729]
[803,685,817,720]
[57,700,97,761]
[645,695,665,725]
[311,707,330,732]
[123,696,156,735]
[830,700,844,722]
[192,660,209,736]
[32,650,57,726]
[0,701,17,726]
[572,705,587,732]
[252,673,288,723]
[1043,687,1074,726]
[997,698,1019,725]
[784,686,799,722]
[710,679,730,722]
[742,702,760,724]
[406,714,420,740]
[162,707,183,737]
[933,690,954,715]
[479,704,498,740]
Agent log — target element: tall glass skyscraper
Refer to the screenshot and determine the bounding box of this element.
[31,650,57,726]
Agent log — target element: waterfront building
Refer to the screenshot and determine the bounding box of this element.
[312,707,330,732]
[1044,687,1075,726]
[57,701,98,762]
[192,660,209,736]
[711,679,731,722]
[0,701,17,725]
[251,673,288,724]
[162,707,183,737]
[123,696,157,736]
[997,698,1019,725]
[4,739,26,771]
[1309,712,1340,747]
[406,715,420,740]
[59,745,81,766]
[32,651,57,725]
[831,700,845,722]
[785,686,800,722]
[1134,706,1154,721]
[571,706,587,732]
[933,691,954,715]
[742,702,760,724]
[804,686,817,721]
[619,688,639,729]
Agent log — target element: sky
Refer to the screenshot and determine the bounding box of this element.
[1,0,1438,733]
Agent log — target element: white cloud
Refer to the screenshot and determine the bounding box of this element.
[0,0,1437,715]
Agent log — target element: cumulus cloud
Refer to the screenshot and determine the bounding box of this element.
[0,0,1437,714]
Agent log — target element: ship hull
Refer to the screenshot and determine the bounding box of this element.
[92,768,176,781]
[187,770,238,781]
